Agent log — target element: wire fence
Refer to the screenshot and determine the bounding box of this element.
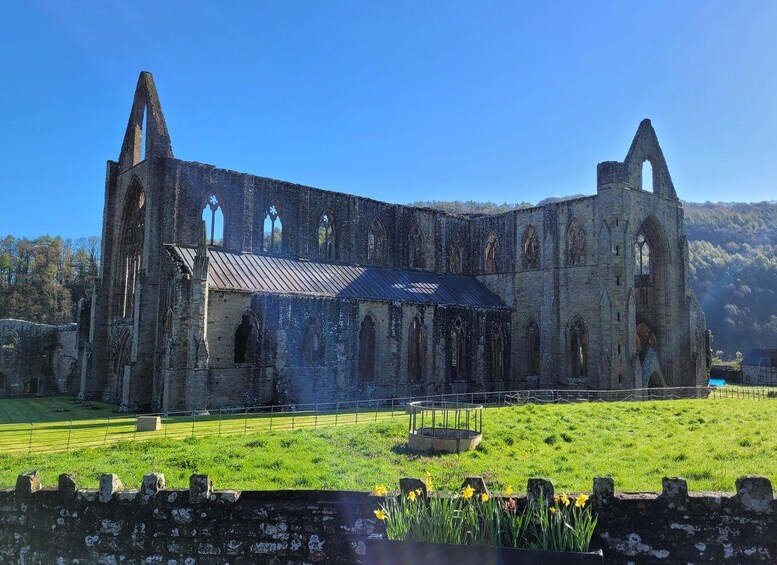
[1,385,774,455]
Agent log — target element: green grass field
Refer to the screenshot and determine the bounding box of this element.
[1,396,774,493]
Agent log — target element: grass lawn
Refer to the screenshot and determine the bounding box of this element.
[0,396,774,493]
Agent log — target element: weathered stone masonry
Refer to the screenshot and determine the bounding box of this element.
[81,71,710,412]
[1,472,774,564]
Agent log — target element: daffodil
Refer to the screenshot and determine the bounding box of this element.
[373,484,388,497]
[505,485,514,496]
[462,485,475,499]
[558,493,570,506]
[480,493,489,502]
[374,509,387,521]
[407,490,417,501]
[549,506,557,514]
[575,493,589,507]
[424,471,433,491]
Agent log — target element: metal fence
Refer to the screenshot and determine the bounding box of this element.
[2,385,773,455]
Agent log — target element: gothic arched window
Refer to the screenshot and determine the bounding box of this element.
[408,315,424,381]
[263,204,283,253]
[526,319,540,376]
[634,229,651,283]
[450,317,467,380]
[409,225,424,269]
[569,317,588,378]
[114,183,146,319]
[302,316,324,364]
[318,211,335,259]
[234,313,256,364]
[522,225,540,269]
[484,232,498,273]
[202,192,224,247]
[449,232,464,274]
[490,324,504,380]
[358,315,376,382]
[567,218,586,266]
[367,219,386,265]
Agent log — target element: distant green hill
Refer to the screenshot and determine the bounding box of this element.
[410,200,777,359]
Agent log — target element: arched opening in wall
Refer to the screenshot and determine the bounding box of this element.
[449,233,464,274]
[408,315,424,381]
[490,324,504,380]
[567,218,586,266]
[409,225,424,269]
[642,160,654,192]
[263,204,283,253]
[113,182,146,319]
[140,106,147,162]
[234,313,257,364]
[202,192,225,247]
[24,379,39,395]
[484,232,498,273]
[522,225,540,269]
[367,219,385,265]
[647,372,662,388]
[358,315,376,382]
[525,319,541,376]
[302,316,324,364]
[0,331,18,369]
[450,317,467,381]
[634,228,652,285]
[569,317,588,379]
[164,308,173,335]
[318,211,335,259]
[634,215,669,384]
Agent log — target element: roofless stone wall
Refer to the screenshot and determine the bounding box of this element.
[1,472,774,563]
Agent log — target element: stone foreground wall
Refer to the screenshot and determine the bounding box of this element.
[0,472,774,564]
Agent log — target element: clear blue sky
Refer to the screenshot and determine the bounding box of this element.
[2,1,776,239]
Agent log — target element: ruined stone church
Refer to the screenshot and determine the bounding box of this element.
[78,72,710,412]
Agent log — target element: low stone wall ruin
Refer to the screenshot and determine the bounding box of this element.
[0,472,774,564]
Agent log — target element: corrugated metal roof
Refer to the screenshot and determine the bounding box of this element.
[168,246,508,309]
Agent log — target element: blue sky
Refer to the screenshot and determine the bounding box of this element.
[2,1,777,239]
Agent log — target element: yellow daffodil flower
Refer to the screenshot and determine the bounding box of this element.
[462,485,475,499]
[559,493,570,506]
[505,485,514,496]
[407,490,417,501]
[373,484,388,497]
[549,506,557,514]
[575,493,589,507]
[480,493,489,502]
[424,471,433,491]
[374,509,387,521]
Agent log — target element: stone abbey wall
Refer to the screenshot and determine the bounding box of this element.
[2,471,774,564]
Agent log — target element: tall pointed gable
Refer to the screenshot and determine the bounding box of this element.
[624,119,677,200]
[118,71,173,171]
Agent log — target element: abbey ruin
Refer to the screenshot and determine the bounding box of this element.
[6,71,704,411]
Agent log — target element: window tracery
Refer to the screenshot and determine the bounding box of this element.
[409,225,424,269]
[263,204,283,253]
[114,184,146,319]
[367,219,385,264]
[490,324,504,380]
[318,212,335,259]
[202,192,224,247]
[634,229,652,285]
[567,219,586,266]
[522,225,540,269]
[484,232,498,273]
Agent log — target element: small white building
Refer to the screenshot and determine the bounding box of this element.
[740,349,777,386]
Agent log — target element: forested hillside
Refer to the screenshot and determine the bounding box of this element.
[411,200,777,358]
[0,236,99,325]
[1,202,774,357]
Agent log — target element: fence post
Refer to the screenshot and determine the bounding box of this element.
[28,422,33,455]
[270,405,274,431]
[218,409,222,436]
[104,416,110,446]
[355,401,359,424]
[191,412,195,438]
[335,403,339,426]
[314,404,318,430]
[244,408,248,434]
[66,420,72,452]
